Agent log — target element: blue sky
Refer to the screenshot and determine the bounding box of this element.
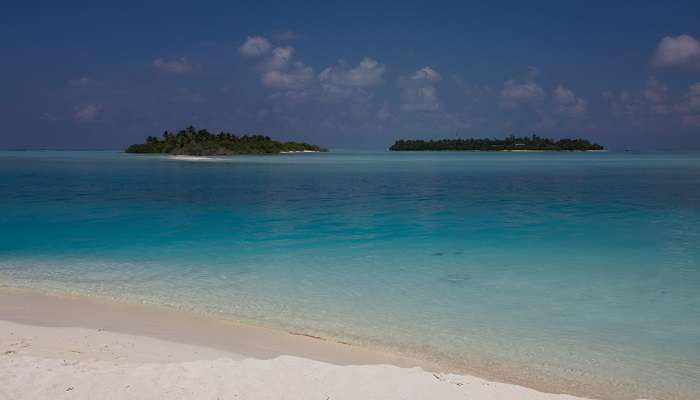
[2,1,700,150]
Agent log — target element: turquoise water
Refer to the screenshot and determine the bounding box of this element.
[1,150,699,398]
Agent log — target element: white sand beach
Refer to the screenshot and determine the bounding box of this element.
[0,287,597,400]
[166,155,221,161]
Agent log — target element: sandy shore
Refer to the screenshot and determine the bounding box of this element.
[166,155,221,161]
[0,287,597,400]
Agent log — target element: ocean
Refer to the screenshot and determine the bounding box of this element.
[1,150,698,399]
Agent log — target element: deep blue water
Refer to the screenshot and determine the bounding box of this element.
[1,150,699,398]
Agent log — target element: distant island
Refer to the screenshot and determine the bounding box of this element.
[389,135,604,151]
[126,126,325,156]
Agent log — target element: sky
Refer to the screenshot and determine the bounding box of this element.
[1,1,700,150]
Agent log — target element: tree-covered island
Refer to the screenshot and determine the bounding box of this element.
[126,126,325,156]
[389,135,604,151]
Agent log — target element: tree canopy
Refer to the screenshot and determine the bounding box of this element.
[389,135,604,151]
[126,126,325,155]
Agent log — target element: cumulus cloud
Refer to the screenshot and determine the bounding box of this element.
[262,62,314,89]
[74,104,100,122]
[319,57,386,88]
[410,66,441,82]
[604,78,700,127]
[400,66,442,112]
[500,80,545,109]
[651,34,700,68]
[495,68,591,129]
[240,34,387,103]
[239,36,272,57]
[498,66,547,110]
[152,57,195,73]
[263,46,295,71]
[242,44,316,91]
[316,57,386,100]
[552,85,587,117]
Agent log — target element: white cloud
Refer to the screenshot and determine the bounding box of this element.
[74,104,100,122]
[400,66,442,112]
[262,62,314,89]
[410,66,441,82]
[604,79,700,126]
[239,36,272,57]
[319,57,386,88]
[263,46,295,71]
[651,34,700,68]
[498,67,546,111]
[240,35,385,100]
[496,69,590,128]
[152,57,195,73]
[249,45,315,90]
[500,80,545,109]
[317,57,386,101]
[552,85,587,117]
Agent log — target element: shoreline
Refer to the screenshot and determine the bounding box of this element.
[0,285,657,400]
[161,151,322,161]
[0,285,420,368]
[0,285,599,400]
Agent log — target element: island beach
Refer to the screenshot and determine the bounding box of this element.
[0,286,597,400]
[0,287,595,400]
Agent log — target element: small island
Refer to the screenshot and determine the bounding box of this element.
[389,135,603,152]
[126,126,325,156]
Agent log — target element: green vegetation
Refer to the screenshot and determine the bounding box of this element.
[389,135,604,151]
[126,126,325,156]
